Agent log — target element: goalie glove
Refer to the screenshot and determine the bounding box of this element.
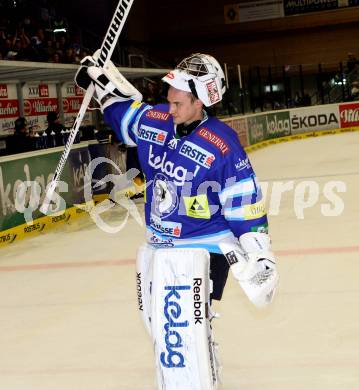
[219,232,278,308]
[74,49,142,111]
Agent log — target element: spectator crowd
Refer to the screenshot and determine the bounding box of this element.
[0,1,89,64]
[5,111,76,155]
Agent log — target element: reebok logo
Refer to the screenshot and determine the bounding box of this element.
[193,278,204,325]
[224,251,239,266]
[136,272,143,311]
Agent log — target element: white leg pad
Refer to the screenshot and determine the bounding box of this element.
[136,244,155,336]
[151,248,219,390]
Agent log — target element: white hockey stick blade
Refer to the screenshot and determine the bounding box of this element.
[40,0,134,215]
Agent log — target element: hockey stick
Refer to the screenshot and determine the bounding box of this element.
[40,0,134,214]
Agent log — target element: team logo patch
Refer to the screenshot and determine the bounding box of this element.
[197,127,230,154]
[152,173,179,217]
[138,125,167,145]
[146,109,170,121]
[183,195,210,219]
[179,141,215,169]
[206,79,220,104]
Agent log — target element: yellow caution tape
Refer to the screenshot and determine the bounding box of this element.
[244,126,359,153]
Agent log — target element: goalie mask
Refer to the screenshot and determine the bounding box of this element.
[162,53,226,107]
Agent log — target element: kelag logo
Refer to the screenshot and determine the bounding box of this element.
[160,285,190,368]
[179,141,215,169]
[148,145,188,186]
[138,125,167,145]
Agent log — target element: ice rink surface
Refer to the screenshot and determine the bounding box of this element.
[0,132,358,390]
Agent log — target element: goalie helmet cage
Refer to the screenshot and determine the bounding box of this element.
[40,0,135,214]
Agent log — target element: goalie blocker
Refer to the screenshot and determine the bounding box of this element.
[136,246,220,390]
[75,49,142,112]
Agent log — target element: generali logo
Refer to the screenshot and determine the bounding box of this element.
[0,84,8,99]
[197,127,230,154]
[339,103,359,127]
[146,109,170,121]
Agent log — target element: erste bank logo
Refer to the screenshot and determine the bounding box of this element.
[138,125,167,145]
[179,141,215,169]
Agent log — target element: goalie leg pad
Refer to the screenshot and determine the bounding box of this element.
[136,244,155,336]
[151,248,219,390]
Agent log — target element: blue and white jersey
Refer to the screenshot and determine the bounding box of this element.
[104,101,268,254]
